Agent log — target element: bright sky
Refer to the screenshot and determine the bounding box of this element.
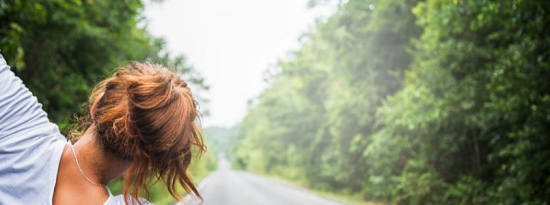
[143,0,335,127]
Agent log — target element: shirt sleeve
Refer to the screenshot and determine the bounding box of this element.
[0,54,54,137]
[0,53,67,204]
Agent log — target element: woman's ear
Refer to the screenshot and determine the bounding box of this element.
[90,92,104,121]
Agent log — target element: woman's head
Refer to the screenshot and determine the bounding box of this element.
[71,62,205,203]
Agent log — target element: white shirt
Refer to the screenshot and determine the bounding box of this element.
[0,54,152,205]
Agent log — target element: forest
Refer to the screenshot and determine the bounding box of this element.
[2,0,550,204]
[231,0,550,204]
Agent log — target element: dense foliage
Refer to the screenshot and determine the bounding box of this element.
[232,0,550,204]
[0,0,206,129]
[1,0,212,204]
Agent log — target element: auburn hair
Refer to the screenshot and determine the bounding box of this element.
[69,62,205,204]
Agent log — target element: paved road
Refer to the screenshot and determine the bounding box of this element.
[177,154,343,205]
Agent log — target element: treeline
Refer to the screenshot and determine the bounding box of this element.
[231,0,550,204]
[1,0,213,204]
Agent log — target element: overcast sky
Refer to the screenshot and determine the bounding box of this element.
[144,0,336,127]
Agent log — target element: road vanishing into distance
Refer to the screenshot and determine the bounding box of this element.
[177,154,344,205]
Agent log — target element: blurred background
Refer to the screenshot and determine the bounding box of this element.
[1,0,549,204]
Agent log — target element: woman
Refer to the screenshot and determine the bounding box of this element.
[0,53,205,204]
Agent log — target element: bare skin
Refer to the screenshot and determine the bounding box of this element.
[53,94,131,205]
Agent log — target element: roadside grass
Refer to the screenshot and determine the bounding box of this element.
[159,151,218,205]
[154,172,209,205]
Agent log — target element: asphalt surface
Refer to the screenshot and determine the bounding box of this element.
[177,154,343,205]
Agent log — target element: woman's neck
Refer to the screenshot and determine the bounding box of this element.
[53,127,129,204]
[73,129,129,184]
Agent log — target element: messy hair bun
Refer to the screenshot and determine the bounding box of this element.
[71,62,205,204]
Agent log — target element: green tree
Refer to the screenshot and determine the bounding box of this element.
[232,0,550,204]
[0,0,207,130]
[232,0,422,200]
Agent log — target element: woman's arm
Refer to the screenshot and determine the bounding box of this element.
[0,53,55,136]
